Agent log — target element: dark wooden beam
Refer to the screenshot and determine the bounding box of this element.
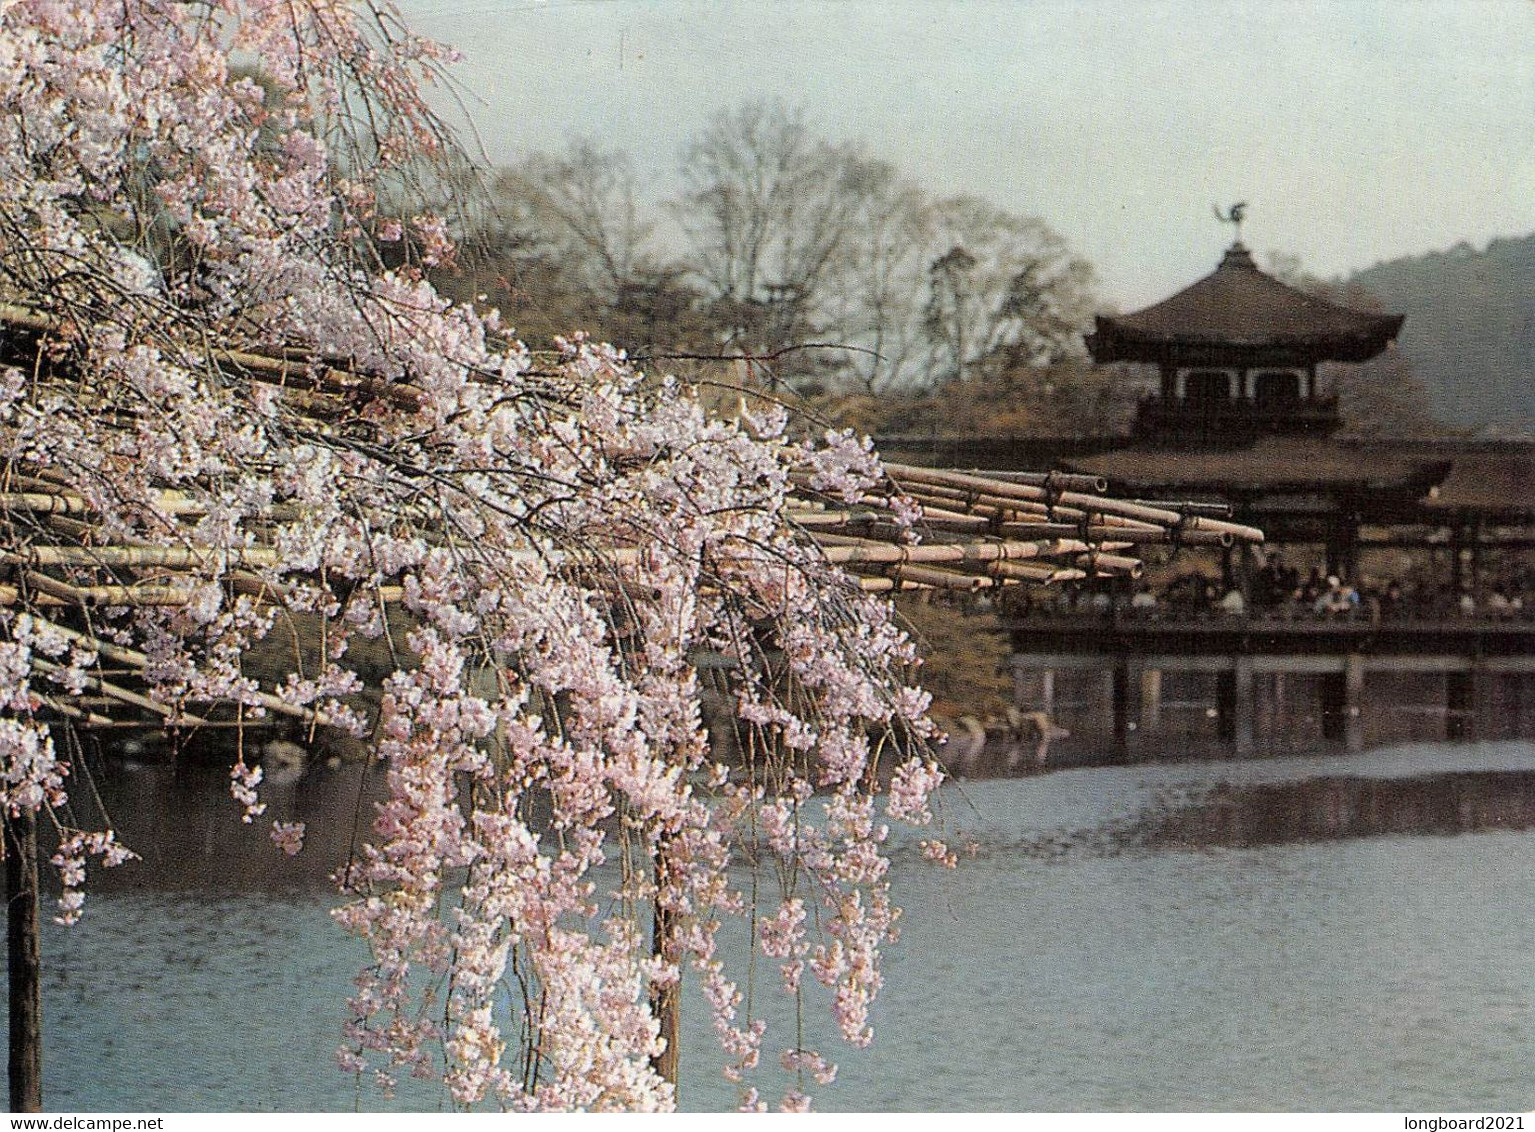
[5,808,40,1113]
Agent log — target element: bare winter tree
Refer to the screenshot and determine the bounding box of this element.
[820,162,934,394]
[502,139,655,307]
[924,244,980,385]
[464,109,1099,398]
[674,101,876,387]
[921,196,1097,383]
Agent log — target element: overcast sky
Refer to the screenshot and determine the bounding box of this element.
[397,0,1535,310]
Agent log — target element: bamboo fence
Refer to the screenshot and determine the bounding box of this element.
[0,304,1263,736]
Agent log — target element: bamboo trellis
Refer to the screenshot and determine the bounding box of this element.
[0,304,1263,736]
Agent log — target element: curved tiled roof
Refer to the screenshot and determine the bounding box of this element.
[1087,244,1404,367]
[1065,437,1446,495]
[1423,451,1535,516]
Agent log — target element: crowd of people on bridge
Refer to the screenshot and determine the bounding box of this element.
[1010,551,1533,624]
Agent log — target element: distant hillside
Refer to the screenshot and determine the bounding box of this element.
[1345,235,1535,430]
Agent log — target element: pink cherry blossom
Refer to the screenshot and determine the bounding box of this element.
[0,0,960,1112]
[270,821,307,856]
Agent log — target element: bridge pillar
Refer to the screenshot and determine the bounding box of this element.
[1233,655,1255,758]
[1344,653,1365,753]
[1325,516,1360,582]
[1446,665,1480,742]
[1215,658,1255,756]
[1320,671,1345,743]
[1139,667,1162,734]
[1271,671,1286,737]
[1216,670,1234,748]
[1111,658,1130,759]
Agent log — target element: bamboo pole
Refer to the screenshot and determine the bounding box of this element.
[1085,513,1165,531]
[987,562,1087,584]
[891,564,993,591]
[995,521,1082,539]
[784,510,880,529]
[884,462,1059,507]
[0,493,89,515]
[0,490,307,522]
[1053,490,1183,526]
[4,475,76,495]
[882,467,1188,534]
[70,718,285,731]
[22,572,194,607]
[806,464,1107,500]
[993,521,1232,547]
[30,618,335,728]
[912,513,993,534]
[911,503,995,526]
[855,576,933,593]
[35,697,113,727]
[790,508,997,535]
[40,515,97,541]
[1129,498,1232,518]
[1076,552,1144,579]
[965,469,1108,493]
[822,537,1088,566]
[214,347,425,410]
[884,486,1180,533]
[0,302,425,411]
[7,545,282,569]
[228,572,292,605]
[0,587,66,608]
[1182,515,1265,543]
[31,657,208,724]
[855,481,1054,519]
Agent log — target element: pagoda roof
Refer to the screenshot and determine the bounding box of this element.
[1422,451,1535,517]
[1086,244,1405,368]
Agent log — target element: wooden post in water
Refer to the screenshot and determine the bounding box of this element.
[5,808,41,1112]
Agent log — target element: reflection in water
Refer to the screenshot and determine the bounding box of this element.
[10,741,1535,1111]
[1140,771,1535,849]
[78,759,387,894]
[983,770,1535,860]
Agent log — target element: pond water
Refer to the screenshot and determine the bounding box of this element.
[15,741,1535,1111]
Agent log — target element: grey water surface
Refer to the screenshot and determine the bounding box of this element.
[16,741,1535,1112]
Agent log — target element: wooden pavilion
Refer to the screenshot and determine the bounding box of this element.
[1070,243,1532,585]
[1085,240,1402,441]
[880,239,1535,759]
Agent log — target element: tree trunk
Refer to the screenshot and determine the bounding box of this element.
[649,850,679,1091]
[5,808,41,1112]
